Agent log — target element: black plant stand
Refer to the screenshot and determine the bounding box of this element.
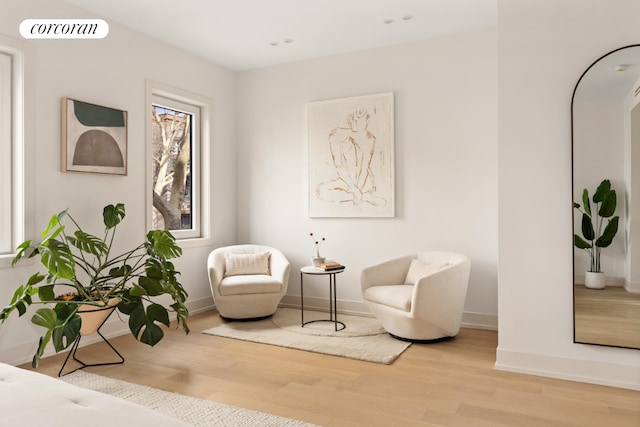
[58,307,125,377]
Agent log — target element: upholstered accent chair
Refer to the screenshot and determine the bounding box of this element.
[361,251,471,342]
[207,245,291,319]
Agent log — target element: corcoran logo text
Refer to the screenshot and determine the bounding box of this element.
[19,19,109,39]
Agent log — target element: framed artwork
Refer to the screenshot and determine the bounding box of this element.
[308,92,395,217]
[61,97,127,175]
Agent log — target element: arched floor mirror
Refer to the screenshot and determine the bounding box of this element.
[572,45,640,349]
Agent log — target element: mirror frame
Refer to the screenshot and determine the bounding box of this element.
[571,44,640,350]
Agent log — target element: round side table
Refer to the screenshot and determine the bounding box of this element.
[300,265,346,331]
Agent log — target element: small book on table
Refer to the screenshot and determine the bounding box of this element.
[317,260,345,271]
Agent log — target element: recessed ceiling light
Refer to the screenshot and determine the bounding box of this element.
[615,64,629,72]
[271,39,294,47]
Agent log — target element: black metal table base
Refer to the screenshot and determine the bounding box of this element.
[300,268,346,332]
[58,329,125,377]
[302,318,346,331]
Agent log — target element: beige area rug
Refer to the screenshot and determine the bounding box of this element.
[62,371,317,427]
[203,308,411,364]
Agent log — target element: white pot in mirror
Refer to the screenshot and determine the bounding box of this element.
[584,271,606,290]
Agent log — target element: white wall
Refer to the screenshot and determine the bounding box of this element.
[498,0,640,390]
[572,100,625,279]
[626,89,640,292]
[0,0,236,365]
[5,0,634,393]
[236,29,498,325]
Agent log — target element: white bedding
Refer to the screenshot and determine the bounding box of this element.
[0,363,190,426]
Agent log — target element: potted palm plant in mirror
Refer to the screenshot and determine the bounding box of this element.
[573,179,619,289]
[0,203,190,369]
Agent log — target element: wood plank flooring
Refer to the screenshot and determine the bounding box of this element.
[574,284,640,348]
[22,309,640,427]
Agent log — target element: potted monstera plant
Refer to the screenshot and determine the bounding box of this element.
[573,179,619,289]
[0,203,190,368]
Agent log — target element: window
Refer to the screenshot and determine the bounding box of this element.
[0,37,29,266]
[146,81,210,242]
[151,98,198,236]
[0,51,12,254]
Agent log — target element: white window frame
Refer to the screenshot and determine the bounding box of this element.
[145,80,211,245]
[0,35,33,268]
[0,50,13,254]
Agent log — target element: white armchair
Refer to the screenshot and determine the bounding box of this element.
[361,251,471,342]
[207,245,290,319]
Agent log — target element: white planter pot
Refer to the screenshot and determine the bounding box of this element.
[584,271,606,290]
[310,256,325,267]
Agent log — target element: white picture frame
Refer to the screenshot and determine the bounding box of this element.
[308,92,395,217]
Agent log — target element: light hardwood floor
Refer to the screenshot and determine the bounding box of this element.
[574,284,640,348]
[22,309,640,427]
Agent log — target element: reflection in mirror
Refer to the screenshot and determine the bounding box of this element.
[572,45,640,349]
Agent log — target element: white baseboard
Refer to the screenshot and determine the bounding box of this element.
[624,281,640,294]
[461,311,498,330]
[3,294,496,367]
[575,274,640,292]
[1,296,216,367]
[495,348,640,391]
[280,295,498,330]
[280,294,373,317]
[574,275,625,287]
[185,295,215,314]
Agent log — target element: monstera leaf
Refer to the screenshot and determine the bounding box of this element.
[147,230,182,259]
[30,303,80,367]
[39,239,75,280]
[67,230,108,257]
[103,203,125,228]
[1,203,190,369]
[127,302,170,347]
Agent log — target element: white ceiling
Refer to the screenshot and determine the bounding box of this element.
[64,0,497,71]
[573,45,640,102]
